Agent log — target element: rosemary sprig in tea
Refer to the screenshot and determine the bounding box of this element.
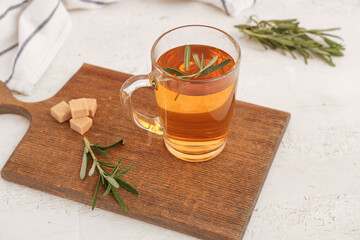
[161,45,231,100]
[163,45,231,79]
[235,16,345,66]
[80,137,138,211]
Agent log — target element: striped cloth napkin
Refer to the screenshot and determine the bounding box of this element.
[0,0,254,95]
[200,0,255,16]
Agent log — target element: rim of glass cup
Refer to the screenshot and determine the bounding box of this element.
[151,25,241,83]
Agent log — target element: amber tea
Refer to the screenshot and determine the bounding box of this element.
[154,45,236,161]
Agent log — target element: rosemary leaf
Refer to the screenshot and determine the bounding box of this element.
[320,32,343,39]
[308,28,341,33]
[103,184,112,196]
[325,48,344,56]
[296,46,309,64]
[94,139,124,150]
[313,52,335,66]
[100,174,105,185]
[184,45,191,71]
[111,187,127,212]
[282,43,296,59]
[174,82,188,101]
[200,53,205,69]
[322,37,341,48]
[116,178,139,195]
[111,157,123,176]
[89,159,96,176]
[197,59,231,77]
[255,37,268,50]
[266,38,281,50]
[114,171,127,179]
[98,161,115,167]
[119,160,135,176]
[115,167,127,175]
[91,175,101,210]
[202,55,218,71]
[163,67,187,76]
[93,146,109,157]
[104,175,119,188]
[84,137,98,177]
[80,146,88,180]
[193,54,201,69]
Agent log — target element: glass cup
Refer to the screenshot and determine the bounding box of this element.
[120,25,241,162]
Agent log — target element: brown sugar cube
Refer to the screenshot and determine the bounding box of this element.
[50,101,71,123]
[85,98,97,117]
[69,99,89,119]
[70,117,93,135]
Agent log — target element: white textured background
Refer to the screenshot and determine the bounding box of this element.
[1,0,360,239]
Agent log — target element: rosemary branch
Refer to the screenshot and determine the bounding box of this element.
[161,45,231,100]
[235,16,345,66]
[80,137,138,211]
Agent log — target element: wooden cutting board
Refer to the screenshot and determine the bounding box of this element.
[0,64,290,240]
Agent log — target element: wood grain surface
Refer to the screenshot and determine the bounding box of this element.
[0,64,290,240]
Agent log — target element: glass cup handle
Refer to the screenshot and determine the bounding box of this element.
[120,74,165,136]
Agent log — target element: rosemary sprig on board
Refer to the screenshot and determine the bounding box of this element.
[80,137,138,211]
[235,16,345,66]
[161,45,231,100]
